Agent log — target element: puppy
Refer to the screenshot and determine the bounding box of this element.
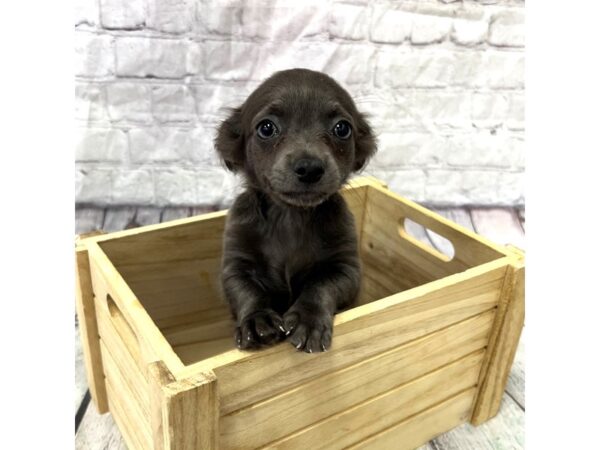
[215,68,376,353]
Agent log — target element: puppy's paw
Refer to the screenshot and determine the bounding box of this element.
[235,309,286,350]
[283,307,333,353]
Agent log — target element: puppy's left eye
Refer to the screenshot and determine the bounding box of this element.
[256,120,279,140]
[333,120,352,140]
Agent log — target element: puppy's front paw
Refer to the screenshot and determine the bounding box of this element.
[283,307,333,353]
[235,309,286,350]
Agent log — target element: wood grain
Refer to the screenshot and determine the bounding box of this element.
[471,259,525,425]
[221,312,493,449]
[346,387,477,450]
[264,352,484,450]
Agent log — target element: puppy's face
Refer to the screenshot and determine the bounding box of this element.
[216,69,376,207]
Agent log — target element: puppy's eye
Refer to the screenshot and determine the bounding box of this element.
[333,120,352,140]
[256,120,279,140]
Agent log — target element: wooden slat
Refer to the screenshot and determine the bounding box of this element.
[433,394,524,450]
[75,246,108,413]
[75,401,127,450]
[265,351,484,450]
[100,339,150,415]
[106,380,152,450]
[162,207,192,222]
[472,260,525,424]
[471,208,525,251]
[103,207,137,232]
[184,259,508,414]
[347,387,477,450]
[134,206,163,227]
[221,312,493,449]
[87,241,185,375]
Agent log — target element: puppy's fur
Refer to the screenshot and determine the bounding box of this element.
[215,69,376,352]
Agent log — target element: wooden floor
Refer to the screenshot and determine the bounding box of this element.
[75,205,525,450]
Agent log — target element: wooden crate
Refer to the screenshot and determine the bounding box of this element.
[75,177,524,450]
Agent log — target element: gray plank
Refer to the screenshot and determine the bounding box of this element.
[133,206,163,227]
[403,217,436,247]
[432,394,524,450]
[505,334,525,409]
[161,207,191,222]
[103,207,136,232]
[470,208,525,251]
[191,206,217,216]
[75,405,127,450]
[75,320,88,413]
[75,207,105,235]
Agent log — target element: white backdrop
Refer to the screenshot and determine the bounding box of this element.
[75,0,524,207]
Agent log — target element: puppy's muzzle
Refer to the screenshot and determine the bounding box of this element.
[293,158,325,184]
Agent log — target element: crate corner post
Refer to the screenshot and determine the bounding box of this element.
[149,361,219,450]
[75,238,109,414]
[470,256,525,425]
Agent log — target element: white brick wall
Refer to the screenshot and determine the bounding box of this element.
[75,0,525,207]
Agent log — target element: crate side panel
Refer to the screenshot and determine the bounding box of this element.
[219,311,493,449]
[106,379,153,450]
[347,387,477,450]
[262,351,484,450]
[362,186,505,288]
[212,263,506,414]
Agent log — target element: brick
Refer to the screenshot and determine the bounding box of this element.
[425,169,502,204]
[252,42,337,81]
[152,85,196,123]
[451,18,488,46]
[99,0,145,29]
[376,49,454,88]
[112,169,155,204]
[204,41,261,81]
[76,128,127,162]
[488,10,525,47]
[471,92,509,125]
[196,168,227,205]
[115,38,191,79]
[105,83,152,123]
[192,84,252,119]
[75,84,108,121]
[220,170,245,207]
[74,33,114,78]
[447,130,524,168]
[410,13,452,44]
[243,2,326,40]
[450,52,485,87]
[506,92,525,129]
[371,132,448,168]
[412,92,472,127]
[483,52,524,88]
[155,169,199,205]
[363,169,426,202]
[323,45,375,85]
[129,127,208,164]
[75,168,113,203]
[75,0,99,26]
[496,171,524,204]
[329,3,369,40]
[198,1,242,36]
[370,6,411,43]
[147,0,194,33]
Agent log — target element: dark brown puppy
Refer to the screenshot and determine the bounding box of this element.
[215,68,376,353]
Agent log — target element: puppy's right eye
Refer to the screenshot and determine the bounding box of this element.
[256,120,279,140]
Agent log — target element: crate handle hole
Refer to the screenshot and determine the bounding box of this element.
[399,218,455,262]
[106,295,141,352]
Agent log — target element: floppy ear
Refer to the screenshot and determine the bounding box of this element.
[353,112,377,172]
[215,107,244,172]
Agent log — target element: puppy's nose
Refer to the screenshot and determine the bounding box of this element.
[293,158,325,184]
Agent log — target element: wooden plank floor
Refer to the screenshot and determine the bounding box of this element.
[74,205,525,449]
